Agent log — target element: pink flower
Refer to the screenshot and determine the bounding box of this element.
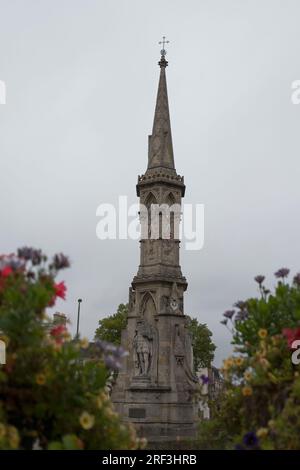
[50,324,68,345]
[50,324,66,337]
[48,281,67,306]
[1,266,13,278]
[282,328,300,349]
[54,281,67,300]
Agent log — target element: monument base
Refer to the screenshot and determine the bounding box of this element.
[112,384,198,443]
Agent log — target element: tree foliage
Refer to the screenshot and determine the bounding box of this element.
[95,303,128,345]
[188,318,216,371]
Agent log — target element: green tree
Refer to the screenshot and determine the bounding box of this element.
[95,303,128,345]
[188,318,216,371]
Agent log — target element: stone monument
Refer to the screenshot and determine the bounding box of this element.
[112,40,199,442]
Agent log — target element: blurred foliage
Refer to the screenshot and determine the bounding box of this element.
[197,269,300,450]
[0,248,139,450]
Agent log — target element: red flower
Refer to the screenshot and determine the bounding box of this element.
[1,266,13,278]
[48,281,67,306]
[50,324,67,338]
[54,281,67,300]
[50,324,68,344]
[282,328,300,349]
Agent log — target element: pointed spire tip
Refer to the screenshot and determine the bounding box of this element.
[158,36,169,68]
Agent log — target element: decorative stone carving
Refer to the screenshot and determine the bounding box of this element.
[128,287,136,313]
[133,320,154,377]
[169,282,182,314]
[174,324,185,363]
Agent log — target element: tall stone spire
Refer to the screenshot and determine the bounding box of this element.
[148,47,175,171]
[112,40,198,443]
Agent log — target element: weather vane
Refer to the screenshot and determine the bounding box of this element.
[159,36,169,58]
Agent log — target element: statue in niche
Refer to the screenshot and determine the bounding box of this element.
[133,320,154,376]
[128,287,136,312]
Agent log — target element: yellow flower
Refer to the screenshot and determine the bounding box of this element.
[223,358,234,370]
[36,373,46,386]
[105,407,118,419]
[235,357,244,367]
[242,386,253,397]
[257,427,268,438]
[7,426,20,449]
[79,411,95,430]
[258,329,268,339]
[98,391,109,402]
[244,371,252,381]
[80,338,89,349]
[0,423,6,440]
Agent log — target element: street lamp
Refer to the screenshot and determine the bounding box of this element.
[76,298,82,339]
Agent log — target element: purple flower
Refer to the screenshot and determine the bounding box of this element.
[274,268,290,279]
[0,255,24,272]
[114,346,129,359]
[52,253,70,270]
[104,354,122,371]
[31,249,43,266]
[95,340,112,353]
[254,275,265,285]
[242,432,259,448]
[94,340,128,371]
[223,310,235,320]
[17,247,44,265]
[200,374,209,385]
[293,273,300,287]
[17,247,34,261]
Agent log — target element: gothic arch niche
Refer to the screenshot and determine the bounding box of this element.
[132,292,158,381]
[145,192,157,239]
[165,192,177,239]
[140,291,157,323]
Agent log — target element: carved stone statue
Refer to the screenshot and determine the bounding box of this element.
[128,287,136,312]
[133,320,153,376]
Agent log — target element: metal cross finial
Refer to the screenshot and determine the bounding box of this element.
[159,36,169,57]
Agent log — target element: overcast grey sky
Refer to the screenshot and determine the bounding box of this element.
[1,0,300,366]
